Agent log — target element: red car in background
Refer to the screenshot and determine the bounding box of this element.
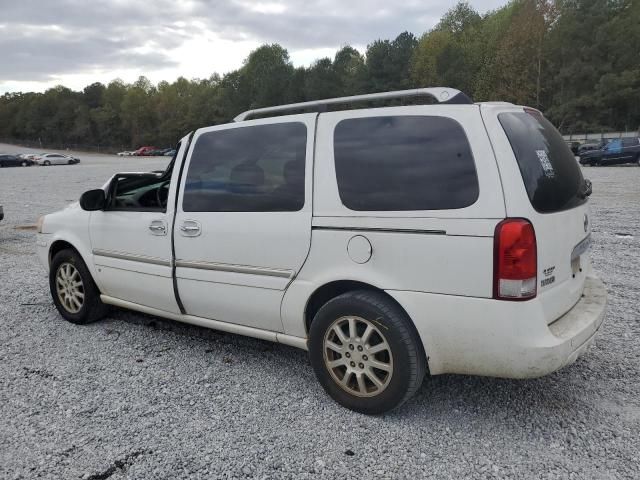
[134,146,158,156]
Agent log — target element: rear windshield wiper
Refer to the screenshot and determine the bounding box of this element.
[578,178,592,199]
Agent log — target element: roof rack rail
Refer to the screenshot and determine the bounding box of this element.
[233,87,472,122]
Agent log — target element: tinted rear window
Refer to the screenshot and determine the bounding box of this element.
[333,116,479,211]
[499,112,586,213]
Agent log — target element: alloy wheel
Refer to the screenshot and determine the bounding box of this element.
[323,316,393,397]
[55,262,85,314]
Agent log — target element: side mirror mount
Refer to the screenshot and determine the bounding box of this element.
[80,189,106,211]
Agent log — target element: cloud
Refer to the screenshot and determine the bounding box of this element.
[0,0,506,89]
[0,24,178,82]
[188,0,446,49]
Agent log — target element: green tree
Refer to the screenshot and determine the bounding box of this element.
[412,2,482,95]
[120,76,158,146]
[304,58,341,100]
[333,46,366,96]
[366,32,418,92]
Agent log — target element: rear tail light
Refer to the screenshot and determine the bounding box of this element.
[494,218,537,300]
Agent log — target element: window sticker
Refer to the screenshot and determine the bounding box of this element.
[536,149,555,178]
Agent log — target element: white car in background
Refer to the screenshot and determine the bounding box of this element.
[117,151,135,156]
[37,153,80,166]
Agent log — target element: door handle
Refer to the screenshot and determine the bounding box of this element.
[179,221,201,237]
[148,221,167,236]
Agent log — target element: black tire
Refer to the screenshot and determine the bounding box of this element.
[308,290,427,414]
[21,161,28,167]
[49,249,108,324]
[43,160,51,166]
[68,160,74,165]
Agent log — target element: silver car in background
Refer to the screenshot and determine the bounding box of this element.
[36,153,81,166]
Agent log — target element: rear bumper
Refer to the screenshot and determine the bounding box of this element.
[387,274,607,378]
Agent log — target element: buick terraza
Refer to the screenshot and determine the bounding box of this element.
[36,88,607,414]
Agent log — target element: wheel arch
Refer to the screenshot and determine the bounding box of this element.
[49,239,81,267]
[304,280,420,346]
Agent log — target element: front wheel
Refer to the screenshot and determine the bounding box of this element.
[50,249,108,324]
[309,290,426,414]
[43,160,51,166]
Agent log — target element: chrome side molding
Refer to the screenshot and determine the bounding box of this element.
[92,249,171,267]
[175,259,293,278]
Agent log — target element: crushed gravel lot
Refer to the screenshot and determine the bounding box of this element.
[1,143,639,479]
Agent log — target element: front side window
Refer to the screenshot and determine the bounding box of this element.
[107,174,171,211]
[333,116,479,211]
[183,123,307,212]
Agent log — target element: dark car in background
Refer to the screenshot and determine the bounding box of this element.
[0,154,33,167]
[0,205,3,222]
[146,149,168,156]
[579,137,640,166]
[566,141,580,155]
[577,141,605,155]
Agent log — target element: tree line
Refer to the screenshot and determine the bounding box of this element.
[0,0,638,150]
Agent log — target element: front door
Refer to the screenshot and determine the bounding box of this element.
[89,148,183,313]
[173,114,316,332]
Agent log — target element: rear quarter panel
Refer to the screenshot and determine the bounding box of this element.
[281,105,507,338]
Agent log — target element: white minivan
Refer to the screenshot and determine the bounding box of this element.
[36,88,607,414]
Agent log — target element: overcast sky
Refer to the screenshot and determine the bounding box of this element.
[1,0,506,94]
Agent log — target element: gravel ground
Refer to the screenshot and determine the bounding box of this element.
[0,143,639,479]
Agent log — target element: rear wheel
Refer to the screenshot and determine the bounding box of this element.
[309,290,426,414]
[50,249,108,324]
[21,161,28,167]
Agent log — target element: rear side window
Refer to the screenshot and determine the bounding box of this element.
[333,116,479,211]
[183,123,306,212]
[499,111,586,213]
